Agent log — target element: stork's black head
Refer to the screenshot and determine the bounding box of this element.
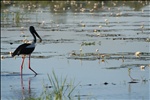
[29,26,42,42]
[29,26,35,33]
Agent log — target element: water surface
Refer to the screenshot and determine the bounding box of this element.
[1,1,150,100]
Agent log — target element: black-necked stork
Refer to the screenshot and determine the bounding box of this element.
[12,26,42,75]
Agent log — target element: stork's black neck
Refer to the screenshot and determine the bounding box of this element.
[29,26,42,43]
[31,32,36,43]
[30,26,37,43]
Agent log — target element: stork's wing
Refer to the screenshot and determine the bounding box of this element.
[12,43,31,57]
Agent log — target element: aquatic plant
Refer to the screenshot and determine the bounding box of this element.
[145,38,150,42]
[81,42,95,46]
[15,12,20,24]
[30,70,79,100]
[128,68,139,83]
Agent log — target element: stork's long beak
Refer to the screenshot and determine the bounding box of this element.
[34,30,42,42]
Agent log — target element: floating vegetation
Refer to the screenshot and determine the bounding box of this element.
[68,52,150,61]
[86,33,123,37]
[145,38,150,42]
[128,81,138,83]
[106,63,150,70]
[112,37,150,42]
[42,38,75,44]
[81,42,95,46]
[105,67,123,69]
[31,55,53,59]
[120,64,149,68]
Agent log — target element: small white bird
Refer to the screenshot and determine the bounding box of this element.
[96,49,99,52]
[140,65,145,71]
[80,48,82,52]
[140,66,145,69]
[135,51,141,57]
[1,55,4,60]
[101,55,105,58]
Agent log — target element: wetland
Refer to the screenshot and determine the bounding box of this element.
[1,1,150,100]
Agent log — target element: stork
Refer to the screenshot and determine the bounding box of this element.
[12,26,42,75]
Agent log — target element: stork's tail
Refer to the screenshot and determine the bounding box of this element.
[11,53,15,57]
[11,50,19,57]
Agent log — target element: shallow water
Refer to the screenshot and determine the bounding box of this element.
[1,1,150,100]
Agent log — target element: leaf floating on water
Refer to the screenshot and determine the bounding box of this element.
[128,81,138,83]
[87,84,92,86]
[10,42,13,45]
[112,83,116,85]
[45,85,53,88]
[104,82,108,85]
[105,67,120,69]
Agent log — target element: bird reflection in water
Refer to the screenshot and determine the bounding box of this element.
[20,75,37,99]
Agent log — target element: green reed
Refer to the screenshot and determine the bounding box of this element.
[27,70,79,100]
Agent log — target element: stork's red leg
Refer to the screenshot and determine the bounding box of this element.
[28,55,37,75]
[28,78,31,94]
[20,74,25,97]
[21,57,25,75]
